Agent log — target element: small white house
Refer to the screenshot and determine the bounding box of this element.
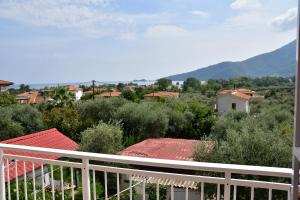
[66,85,83,100]
[217,89,255,116]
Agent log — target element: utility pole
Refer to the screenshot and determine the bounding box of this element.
[92,80,95,100]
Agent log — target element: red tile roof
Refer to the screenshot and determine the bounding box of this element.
[16,91,47,104]
[236,88,255,94]
[144,92,180,97]
[119,138,199,161]
[218,89,254,100]
[66,85,80,91]
[16,91,38,104]
[1,128,78,181]
[0,80,14,86]
[96,91,122,97]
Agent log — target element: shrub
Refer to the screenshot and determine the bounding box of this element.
[0,94,16,107]
[80,122,123,154]
[77,98,127,127]
[43,106,82,141]
[115,102,169,143]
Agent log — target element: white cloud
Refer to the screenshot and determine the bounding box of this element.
[0,0,180,39]
[271,7,297,31]
[230,0,262,11]
[0,0,129,37]
[144,25,189,38]
[190,10,208,17]
[227,0,265,29]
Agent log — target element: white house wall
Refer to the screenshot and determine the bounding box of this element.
[217,95,249,116]
[72,90,83,101]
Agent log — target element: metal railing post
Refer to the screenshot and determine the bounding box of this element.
[224,171,231,200]
[0,149,6,200]
[82,159,91,200]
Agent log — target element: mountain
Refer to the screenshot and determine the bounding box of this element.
[167,41,296,81]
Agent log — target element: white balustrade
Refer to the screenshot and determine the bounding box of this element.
[0,143,294,200]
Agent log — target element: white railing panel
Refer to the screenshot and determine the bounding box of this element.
[0,144,295,200]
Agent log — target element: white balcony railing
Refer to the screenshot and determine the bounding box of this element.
[0,143,294,200]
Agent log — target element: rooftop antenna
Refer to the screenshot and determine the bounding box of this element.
[292,0,300,199]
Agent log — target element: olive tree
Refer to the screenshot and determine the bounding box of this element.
[80,122,123,154]
[115,102,169,143]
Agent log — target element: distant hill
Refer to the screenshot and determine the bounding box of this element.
[167,41,296,81]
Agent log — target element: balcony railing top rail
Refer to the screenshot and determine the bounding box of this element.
[0,143,292,177]
[0,143,294,200]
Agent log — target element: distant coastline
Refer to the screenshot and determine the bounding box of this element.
[9,80,184,89]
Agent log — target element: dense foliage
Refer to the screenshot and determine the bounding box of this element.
[0,76,296,200]
[0,76,295,168]
[0,105,44,140]
[43,106,82,141]
[80,122,123,154]
[194,91,294,168]
[156,78,172,91]
[0,94,16,107]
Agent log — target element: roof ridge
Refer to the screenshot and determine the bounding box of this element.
[144,138,199,142]
[1,128,58,144]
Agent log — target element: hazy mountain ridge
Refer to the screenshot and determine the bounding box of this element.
[167,41,296,81]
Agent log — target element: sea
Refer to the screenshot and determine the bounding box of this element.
[9,80,184,90]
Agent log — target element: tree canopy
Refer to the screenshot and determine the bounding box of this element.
[80,122,123,154]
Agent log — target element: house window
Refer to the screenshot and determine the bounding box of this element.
[232,103,236,110]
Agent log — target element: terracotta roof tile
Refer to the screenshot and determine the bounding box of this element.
[66,85,80,91]
[144,92,180,97]
[16,91,47,104]
[96,91,121,97]
[1,128,78,181]
[218,89,254,100]
[231,91,252,100]
[0,80,14,86]
[119,138,200,161]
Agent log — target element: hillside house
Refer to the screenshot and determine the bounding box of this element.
[16,91,48,104]
[66,85,83,100]
[119,138,214,200]
[0,129,78,188]
[217,89,255,116]
[144,92,180,101]
[96,91,122,97]
[0,80,13,93]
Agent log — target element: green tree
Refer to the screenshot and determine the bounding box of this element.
[0,105,45,140]
[80,122,123,154]
[117,83,125,91]
[19,84,30,93]
[121,90,136,101]
[183,77,201,92]
[77,98,127,127]
[11,105,45,134]
[0,94,17,107]
[211,111,248,141]
[0,107,24,140]
[43,106,82,141]
[186,101,216,138]
[199,104,293,168]
[210,128,292,167]
[156,78,172,91]
[48,87,75,108]
[115,102,169,145]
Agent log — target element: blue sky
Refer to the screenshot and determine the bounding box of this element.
[0,0,298,84]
